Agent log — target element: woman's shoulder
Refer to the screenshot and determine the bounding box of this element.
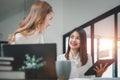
[15,33,24,37]
[14,33,26,44]
[15,33,26,40]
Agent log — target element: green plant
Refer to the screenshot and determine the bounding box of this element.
[19,54,46,70]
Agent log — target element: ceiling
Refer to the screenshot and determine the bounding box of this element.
[0,0,40,22]
[0,0,24,22]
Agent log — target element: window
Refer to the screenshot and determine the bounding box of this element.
[117,41,120,77]
[87,37,114,77]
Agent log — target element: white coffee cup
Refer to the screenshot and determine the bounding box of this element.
[55,60,71,80]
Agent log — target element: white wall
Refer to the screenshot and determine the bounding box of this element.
[0,11,24,40]
[63,0,120,34]
[42,0,63,55]
[0,0,120,55]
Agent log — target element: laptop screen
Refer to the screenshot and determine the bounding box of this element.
[3,44,57,79]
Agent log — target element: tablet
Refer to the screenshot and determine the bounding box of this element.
[84,59,115,76]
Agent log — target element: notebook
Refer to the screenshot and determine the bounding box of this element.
[2,44,57,80]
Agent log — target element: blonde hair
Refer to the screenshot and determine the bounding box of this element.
[8,1,53,44]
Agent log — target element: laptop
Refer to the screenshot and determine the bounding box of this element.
[2,43,57,80]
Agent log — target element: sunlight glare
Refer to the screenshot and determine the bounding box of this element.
[99,38,113,51]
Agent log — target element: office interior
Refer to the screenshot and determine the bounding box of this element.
[0,0,120,79]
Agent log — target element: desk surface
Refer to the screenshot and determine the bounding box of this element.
[1,78,120,80]
[70,78,120,80]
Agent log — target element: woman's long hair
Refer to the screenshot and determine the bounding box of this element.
[8,1,53,44]
[65,28,88,66]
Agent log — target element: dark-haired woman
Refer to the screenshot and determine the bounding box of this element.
[57,29,107,78]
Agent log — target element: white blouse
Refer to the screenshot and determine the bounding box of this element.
[12,31,44,44]
[57,52,93,78]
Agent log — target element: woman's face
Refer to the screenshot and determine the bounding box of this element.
[44,12,53,29]
[69,31,80,50]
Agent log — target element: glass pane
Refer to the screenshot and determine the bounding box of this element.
[118,12,120,77]
[94,15,114,77]
[65,37,69,52]
[118,41,120,77]
[99,39,113,59]
[94,15,114,38]
[84,26,91,55]
[99,38,114,77]
[85,26,97,62]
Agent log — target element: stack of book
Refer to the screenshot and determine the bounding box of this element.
[0,57,25,79]
[0,57,13,71]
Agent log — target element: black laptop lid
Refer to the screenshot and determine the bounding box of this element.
[3,43,57,79]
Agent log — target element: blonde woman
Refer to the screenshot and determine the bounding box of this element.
[8,1,53,44]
